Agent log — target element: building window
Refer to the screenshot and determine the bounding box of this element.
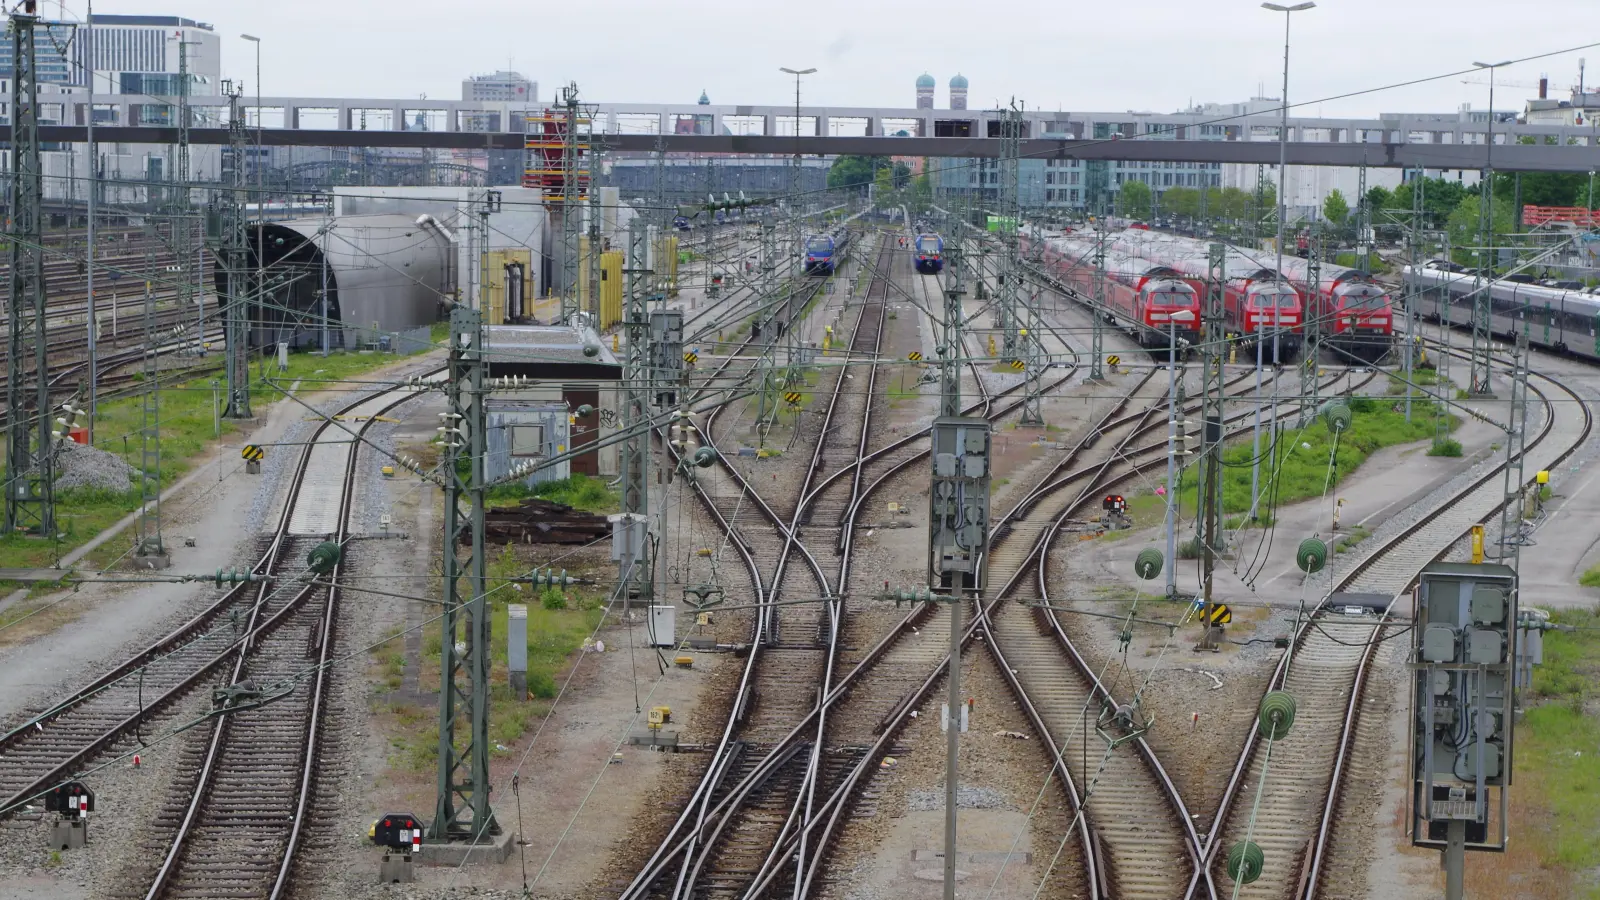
[1070,189,1080,202]
[510,424,545,458]
[1046,172,1055,184]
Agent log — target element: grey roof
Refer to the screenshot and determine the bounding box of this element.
[90,15,213,30]
[484,325,621,368]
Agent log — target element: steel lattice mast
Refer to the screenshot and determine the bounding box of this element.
[221,79,252,418]
[432,306,496,841]
[4,8,54,535]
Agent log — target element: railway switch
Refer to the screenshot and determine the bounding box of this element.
[1410,562,1517,878]
[43,782,93,850]
[371,812,423,883]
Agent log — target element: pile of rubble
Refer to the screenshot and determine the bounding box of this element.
[53,439,140,492]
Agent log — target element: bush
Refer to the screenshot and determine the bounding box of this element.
[1348,396,1376,413]
[1177,536,1204,559]
[540,587,567,610]
[527,671,558,699]
[1428,439,1464,458]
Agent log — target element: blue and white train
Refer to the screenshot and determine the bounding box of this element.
[914,233,944,274]
[803,229,852,275]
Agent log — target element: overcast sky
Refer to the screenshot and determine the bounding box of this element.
[80,0,1600,118]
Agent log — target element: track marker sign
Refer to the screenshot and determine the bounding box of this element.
[1203,604,1231,625]
[1009,359,1025,371]
[683,350,699,365]
[908,351,923,362]
[241,444,265,462]
[783,391,803,405]
[1106,355,1120,367]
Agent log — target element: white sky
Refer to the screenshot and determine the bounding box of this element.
[77,0,1600,118]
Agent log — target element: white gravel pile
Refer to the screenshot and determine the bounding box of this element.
[53,439,139,492]
[907,785,1011,811]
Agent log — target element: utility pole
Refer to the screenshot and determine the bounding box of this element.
[1298,220,1322,425]
[754,222,779,441]
[432,306,497,842]
[939,243,966,418]
[172,35,199,356]
[1404,168,1424,422]
[135,251,165,565]
[1165,370,1186,598]
[1087,224,1107,382]
[4,5,55,536]
[544,83,593,323]
[1469,61,1509,397]
[587,190,603,324]
[221,79,253,418]
[84,0,97,438]
[1197,243,1227,651]
[617,217,654,601]
[996,102,1022,363]
[1498,332,1531,568]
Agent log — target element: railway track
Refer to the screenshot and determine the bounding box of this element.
[1197,352,1592,900]
[621,236,882,900]
[139,381,433,899]
[0,370,436,900]
[949,363,1373,900]
[628,225,1103,898]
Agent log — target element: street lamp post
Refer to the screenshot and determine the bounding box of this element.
[1256,1,1314,520]
[242,34,263,371]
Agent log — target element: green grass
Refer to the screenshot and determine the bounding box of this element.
[1519,605,1600,889]
[2,346,427,570]
[530,474,620,513]
[1580,562,1600,589]
[1175,401,1455,518]
[385,544,606,772]
[1333,523,1372,554]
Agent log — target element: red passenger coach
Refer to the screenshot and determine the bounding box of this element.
[1278,258,1394,361]
[1044,238,1202,350]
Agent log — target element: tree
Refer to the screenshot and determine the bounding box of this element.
[827,155,891,195]
[1119,179,1152,219]
[1445,194,1517,268]
[1163,186,1201,219]
[910,171,933,211]
[1323,188,1350,226]
[1364,185,1393,214]
[1388,177,1470,230]
[892,161,912,190]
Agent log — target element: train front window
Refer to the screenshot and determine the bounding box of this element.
[1150,291,1193,308]
[806,238,832,253]
[1346,294,1389,312]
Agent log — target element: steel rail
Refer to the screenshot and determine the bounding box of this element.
[143,382,431,899]
[1193,353,1590,900]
